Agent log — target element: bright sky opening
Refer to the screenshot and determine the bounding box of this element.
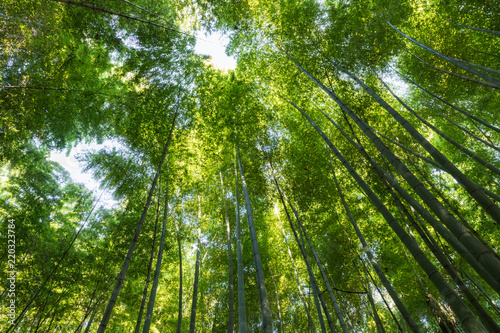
[194,30,237,70]
[49,140,123,209]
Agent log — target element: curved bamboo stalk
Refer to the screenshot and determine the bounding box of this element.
[403,137,500,261]
[363,264,404,332]
[302,53,500,226]
[312,276,328,333]
[6,191,104,333]
[375,131,500,202]
[405,208,500,332]
[420,99,500,153]
[363,264,386,333]
[275,210,316,332]
[269,265,284,333]
[451,57,500,76]
[51,0,185,35]
[443,17,500,36]
[327,154,422,333]
[400,46,500,89]
[175,217,183,333]
[188,229,201,333]
[293,205,349,333]
[116,0,176,28]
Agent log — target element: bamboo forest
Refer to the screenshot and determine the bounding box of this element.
[2,0,500,331]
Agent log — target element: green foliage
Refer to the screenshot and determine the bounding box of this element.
[2,0,500,332]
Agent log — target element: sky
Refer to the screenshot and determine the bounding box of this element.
[49,141,124,209]
[49,30,236,207]
[194,30,237,70]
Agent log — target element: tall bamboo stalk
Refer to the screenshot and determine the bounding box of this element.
[313,103,500,295]
[237,146,273,333]
[271,174,336,333]
[387,22,500,88]
[175,216,183,333]
[378,77,500,177]
[276,210,316,332]
[234,152,248,333]
[284,96,486,332]
[134,186,161,333]
[286,199,348,333]
[142,180,169,333]
[97,112,177,333]
[318,53,500,225]
[290,55,500,285]
[393,68,500,134]
[220,171,235,333]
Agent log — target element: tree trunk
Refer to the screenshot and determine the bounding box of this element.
[174,223,183,333]
[83,306,97,333]
[363,265,386,333]
[375,131,500,202]
[406,207,500,332]
[6,192,104,333]
[400,46,499,89]
[406,148,500,262]
[421,99,500,153]
[427,294,459,333]
[269,265,284,333]
[327,53,500,225]
[116,0,173,26]
[393,69,500,134]
[288,201,348,333]
[450,57,500,76]
[364,264,404,332]
[75,253,111,333]
[327,153,420,333]
[459,267,500,317]
[51,0,182,34]
[379,78,500,176]
[444,18,500,36]
[312,277,327,333]
[317,52,500,226]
